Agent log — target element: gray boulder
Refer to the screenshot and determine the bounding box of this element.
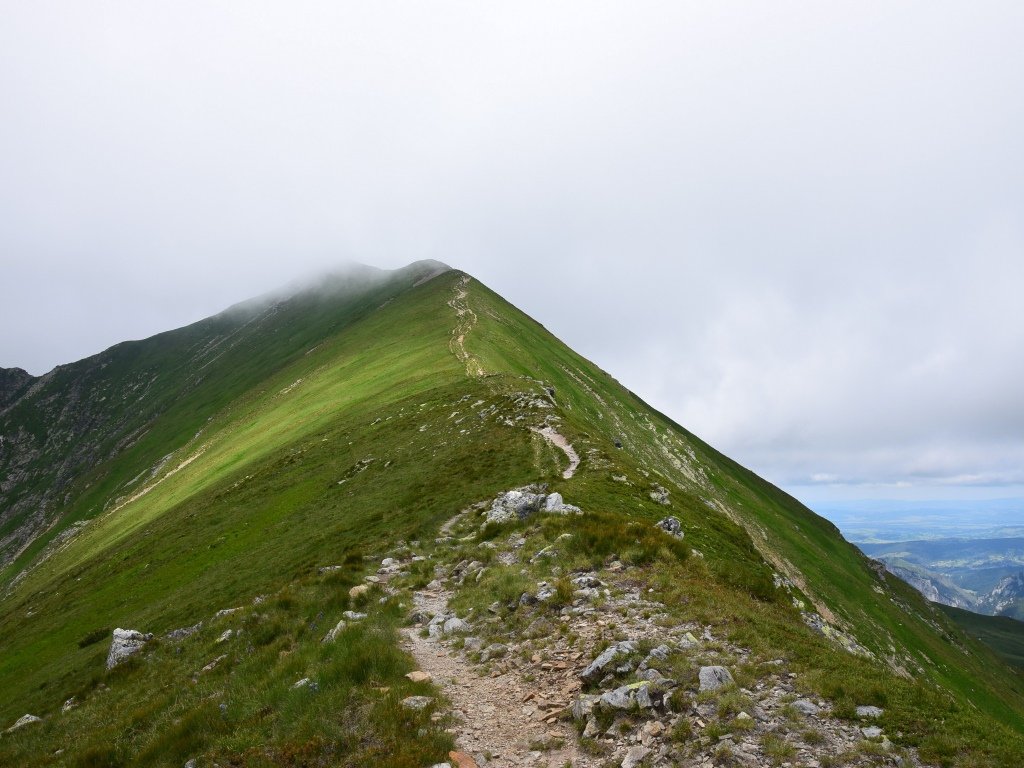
[580,640,638,682]
[599,685,634,711]
[486,486,547,523]
[322,619,347,643]
[443,616,470,634]
[5,714,41,733]
[166,621,203,641]
[862,725,883,739]
[106,628,153,669]
[655,516,683,537]
[622,745,650,768]
[635,682,661,709]
[698,665,733,691]
[856,705,884,718]
[639,644,672,670]
[571,694,601,721]
[401,695,434,710]
[792,698,820,716]
[650,485,671,505]
[535,582,557,601]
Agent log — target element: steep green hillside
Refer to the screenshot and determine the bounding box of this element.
[0,261,448,575]
[1,266,1022,766]
[941,605,1024,670]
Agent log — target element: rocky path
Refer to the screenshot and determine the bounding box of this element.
[402,589,599,768]
[386,488,932,768]
[448,275,485,378]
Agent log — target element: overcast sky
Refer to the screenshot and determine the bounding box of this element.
[2,2,1022,506]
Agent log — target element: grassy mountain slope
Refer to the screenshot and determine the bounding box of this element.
[0,268,1022,766]
[941,605,1024,670]
[0,261,449,575]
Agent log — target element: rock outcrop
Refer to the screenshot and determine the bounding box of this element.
[5,713,42,733]
[106,628,153,669]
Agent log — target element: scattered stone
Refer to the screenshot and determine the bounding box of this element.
[106,628,153,669]
[5,714,42,733]
[349,584,370,599]
[856,705,884,718]
[166,622,203,641]
[529,545,558,563]
[622,745,650,768]
[448,752,479,768]
[571,694,601,721]
[655,516,683,538]
[580,640,637,682]
[61,697,77,713]
[698,665,734,692]
[215,629,234,644]
[214,607,242,619]
[318,565,344,574]
[406,671,432,683]
[649,485,671,505]
[485,486,548,524]
[862,725,883,739]
[401,695,434,710]
[678,631,699,648]
[342,611,367,621]
[600,685,635,711]
[535,582,557,601]
[635,682,660,709]
[292,677,319,692]
[322,619,347,643]
[792,698,821,716]
[443,617,470,634]
[201,655,227,673]
[639,644,672,670]
[184,760,197,768]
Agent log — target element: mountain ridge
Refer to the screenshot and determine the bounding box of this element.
[1,264,1022,766]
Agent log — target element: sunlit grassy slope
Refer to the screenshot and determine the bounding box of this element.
[1,266,1022,766]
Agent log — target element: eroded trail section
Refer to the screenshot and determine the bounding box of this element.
[402,589,595,768]
[533,425,580,479]
[448,275,485,378]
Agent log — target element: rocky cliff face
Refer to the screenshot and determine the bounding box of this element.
[982,571,1024,618]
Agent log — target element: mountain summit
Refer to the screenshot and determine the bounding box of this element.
[1,264,1022,766]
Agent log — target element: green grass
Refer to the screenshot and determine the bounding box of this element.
[1,267,1023,766]
[941,604,1024,669]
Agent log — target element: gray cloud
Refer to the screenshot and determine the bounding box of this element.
[1,2,1022,500]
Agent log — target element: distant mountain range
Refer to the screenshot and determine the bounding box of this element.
[858,538,1024,620]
